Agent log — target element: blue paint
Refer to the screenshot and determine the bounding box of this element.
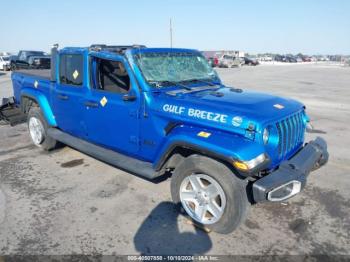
[11,47,309,171]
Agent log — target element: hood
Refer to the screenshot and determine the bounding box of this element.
[151,86,304,133]
[184,87,303,122]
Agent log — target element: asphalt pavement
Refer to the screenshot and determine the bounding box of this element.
[0,64,349,255]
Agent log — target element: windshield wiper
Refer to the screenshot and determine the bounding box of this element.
[182,78,220,87]
[149,80,192,90]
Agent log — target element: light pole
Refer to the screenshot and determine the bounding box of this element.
[170,18,173,48]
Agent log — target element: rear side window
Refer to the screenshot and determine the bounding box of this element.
[59,54,83,86]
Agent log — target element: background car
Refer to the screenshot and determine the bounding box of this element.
[260,55,273,62]
[10,50,51,70]
[0,56,10,71]
[207,57,219,67]
[242,57,259,66]
[302,56,312,62]
[296,56,303,63]
[274,54,286,62]
[286,56,297,63]
[218,55,241,68]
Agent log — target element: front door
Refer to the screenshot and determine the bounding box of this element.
[84,55,140,155]
[53,53,87,137]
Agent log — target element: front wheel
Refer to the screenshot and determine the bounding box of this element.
[10,63,17,71]
[171,155,250,234]
[27,106,57,150]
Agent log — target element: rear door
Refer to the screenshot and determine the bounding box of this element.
[52,52,87,137]
[84,55,141,155]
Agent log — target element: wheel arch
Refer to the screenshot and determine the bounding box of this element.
[153,124,267,179]
[20,88,57,127]
[154,142,247,179]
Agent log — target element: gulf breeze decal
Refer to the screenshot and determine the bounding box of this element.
[162,104,242,126]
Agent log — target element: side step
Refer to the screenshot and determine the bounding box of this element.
[0,97,27,126]
[47,128,158,180]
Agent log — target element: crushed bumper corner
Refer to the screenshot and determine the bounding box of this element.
[253,137,328,203]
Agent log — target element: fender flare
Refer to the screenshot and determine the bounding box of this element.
[154,141,233,171]
[20,88,57,127]
[153,125,266,173]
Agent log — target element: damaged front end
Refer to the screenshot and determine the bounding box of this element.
[252,137,329,202]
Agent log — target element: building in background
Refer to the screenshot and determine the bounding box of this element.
[202,50,245,59]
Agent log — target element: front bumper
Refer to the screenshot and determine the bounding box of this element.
[253,137,328,202]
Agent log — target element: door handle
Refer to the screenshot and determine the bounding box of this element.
[58,94,69,100]
[122,94,137,102]
[84,101,99,108]
[58,95,69,100]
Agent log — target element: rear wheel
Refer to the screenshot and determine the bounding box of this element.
[27,106,57,150]
[171,155,249,234]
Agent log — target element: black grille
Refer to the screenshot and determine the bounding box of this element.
[276,111,305,158]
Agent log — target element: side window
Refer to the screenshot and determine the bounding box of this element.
[59,54,83,86]
[92,58,130,94]
[18,52,26,61]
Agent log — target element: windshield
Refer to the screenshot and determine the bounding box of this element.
[134,52,218,86]
[27,51,46,57]
[2,57,9,61]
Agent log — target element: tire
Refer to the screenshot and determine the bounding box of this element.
[171,155,249,234]
[27,106,57,151]
[10,63,16,71]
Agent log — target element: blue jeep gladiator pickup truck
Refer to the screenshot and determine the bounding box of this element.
[0,44,328,233]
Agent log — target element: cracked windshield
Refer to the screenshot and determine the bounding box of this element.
[134,52,218,86]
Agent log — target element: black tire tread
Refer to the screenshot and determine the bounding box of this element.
[27,106,57,151]
[171,154,250,234]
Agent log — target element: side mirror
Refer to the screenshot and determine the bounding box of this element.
[122,94,137,102]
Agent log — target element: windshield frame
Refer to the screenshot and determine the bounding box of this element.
[132,50,220,89]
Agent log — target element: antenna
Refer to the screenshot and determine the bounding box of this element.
[170,18,173,48]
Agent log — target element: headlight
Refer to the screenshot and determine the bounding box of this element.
[303,112,313,132]
[263,128,269,145]
[306,122,313,132]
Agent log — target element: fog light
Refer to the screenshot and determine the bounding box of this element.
[267,180,301,201]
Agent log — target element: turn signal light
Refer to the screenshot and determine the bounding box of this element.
[233,153,266,171]
[233,161,249,171]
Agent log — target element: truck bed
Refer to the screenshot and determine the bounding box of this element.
[11,70,52,107]
[14,69,51,80]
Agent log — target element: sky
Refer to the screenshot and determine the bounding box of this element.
[1,0,349,55]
